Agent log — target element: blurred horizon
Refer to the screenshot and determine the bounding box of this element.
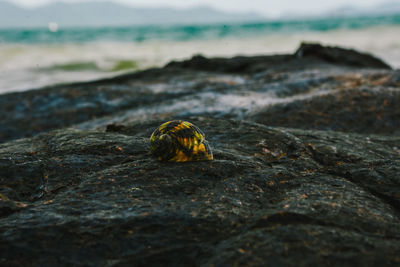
[0,0,400,93]
[2,0,400,24]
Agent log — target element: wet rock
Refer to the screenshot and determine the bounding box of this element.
[0,43,399,266]
[0,118,399,266]
[0,44,395,144]
[250,87,400,134]
[167,43,392,73]
[295,42,392,69]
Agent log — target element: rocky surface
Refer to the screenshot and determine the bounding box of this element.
[249,86,400,134]
[0,43,399,266]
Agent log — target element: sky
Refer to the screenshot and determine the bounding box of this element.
[6,0,398,16]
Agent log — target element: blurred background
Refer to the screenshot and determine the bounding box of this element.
[0,0,399,93]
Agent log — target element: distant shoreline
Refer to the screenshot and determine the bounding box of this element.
[0,24,399,94]
[1,14,400,43]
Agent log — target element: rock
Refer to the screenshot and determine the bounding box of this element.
[249,87,400,134]
[0,43,399,266]
[166,43,392,73]
[295,42,392,69]
[0,118,399,266]
[0,44,394,144]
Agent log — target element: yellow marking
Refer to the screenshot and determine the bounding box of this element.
[189,138,193,148]
[158,121,170,132]
[182,121,192,128]
[199,143,206,152]
[170,122,186,133]
[194,131,204,140]
[170,150,190,162]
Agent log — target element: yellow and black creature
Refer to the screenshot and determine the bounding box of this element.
[150,120,213,162]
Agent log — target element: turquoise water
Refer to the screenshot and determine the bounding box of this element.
[1,14,400,93]
[1,14,400,44]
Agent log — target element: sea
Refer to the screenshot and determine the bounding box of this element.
[1,14,400,94]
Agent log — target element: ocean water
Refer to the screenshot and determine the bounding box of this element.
[1,15,400,93]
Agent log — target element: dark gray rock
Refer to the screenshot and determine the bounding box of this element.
[249,87,400,134]
[0,43,395,144]
[0,44,399,266]
[0,118,399,266]
[295,42,392,69]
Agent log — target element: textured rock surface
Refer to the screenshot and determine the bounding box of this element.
[0,44,394,144]
[0,44,399,266]
[249,86,400,134]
